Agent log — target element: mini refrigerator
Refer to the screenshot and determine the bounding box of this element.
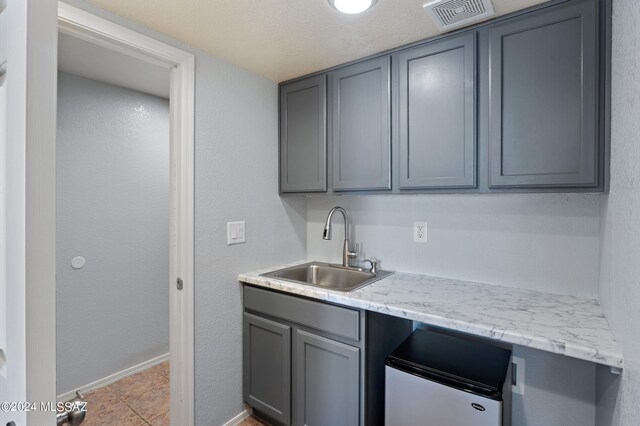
[385,329,512,426]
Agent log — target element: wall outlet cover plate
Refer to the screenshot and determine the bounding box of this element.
[414,221,428,243]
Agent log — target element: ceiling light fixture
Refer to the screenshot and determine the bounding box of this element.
[329,0,379,14]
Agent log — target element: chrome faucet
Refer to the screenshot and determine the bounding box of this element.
[322,206,357,268]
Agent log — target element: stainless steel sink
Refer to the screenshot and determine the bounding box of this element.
[261,262,392,292]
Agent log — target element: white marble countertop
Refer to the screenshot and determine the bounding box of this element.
[238,261,623,368]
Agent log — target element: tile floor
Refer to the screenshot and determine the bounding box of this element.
[81,360,170,426]
[81,360,270,426]
[238,415,270,425]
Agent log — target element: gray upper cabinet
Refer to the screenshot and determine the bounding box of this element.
[397,32,477,189]
[243,313,291,425]
[294,329,360,426]
[330,57,391,191]
[280,75,327,193]
[278,0,608,194]
[488,0,598,188]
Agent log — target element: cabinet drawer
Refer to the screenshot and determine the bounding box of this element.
[243,285,360,341]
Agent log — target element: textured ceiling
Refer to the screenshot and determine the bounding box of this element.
[85,0,552,82]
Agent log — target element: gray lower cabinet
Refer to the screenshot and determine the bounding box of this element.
[330,57,391,191]
[280,75,327,193]
[488,0,599,188]
[397,32,477,189]
[243,285,412,426]
[294,330,360,426]
[243,313,291,425]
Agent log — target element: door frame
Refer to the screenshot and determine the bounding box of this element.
[57,4,195,424]
[3,1,58,424]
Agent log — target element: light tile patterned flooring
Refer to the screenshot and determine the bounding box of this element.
[238,415,270,425]
[81,360,271,426]
[81,361,170,426]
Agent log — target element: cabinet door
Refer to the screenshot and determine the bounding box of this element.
[280,75,327,193]
[330,57,391,191]
[398,32,477,189]
[488,0,598,188]
[243,313,291,425]
[294,329,359,426]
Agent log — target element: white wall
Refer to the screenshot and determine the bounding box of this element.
[308,193,603,424]
[596,0,640,424]
[61,2,308,424]
[56,72,170,395]
[308,193,601,298]
[192,49,307,426]
[512,346,595,426]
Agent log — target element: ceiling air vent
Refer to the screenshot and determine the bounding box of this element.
[423,0,495,32]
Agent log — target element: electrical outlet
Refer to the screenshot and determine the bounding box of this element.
[414,221,427,243]
[511,356,525,395]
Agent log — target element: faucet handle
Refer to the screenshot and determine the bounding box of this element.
[347,242,358,259]
[362,259,378,274]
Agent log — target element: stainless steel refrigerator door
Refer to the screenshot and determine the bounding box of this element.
[385,366,502,426]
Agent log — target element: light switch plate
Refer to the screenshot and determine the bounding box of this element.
[227,221,246,245]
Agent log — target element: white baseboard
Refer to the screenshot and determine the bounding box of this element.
[222,407,252,426]
[57,352,170,402]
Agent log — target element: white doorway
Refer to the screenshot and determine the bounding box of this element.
[57,4,195,425]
